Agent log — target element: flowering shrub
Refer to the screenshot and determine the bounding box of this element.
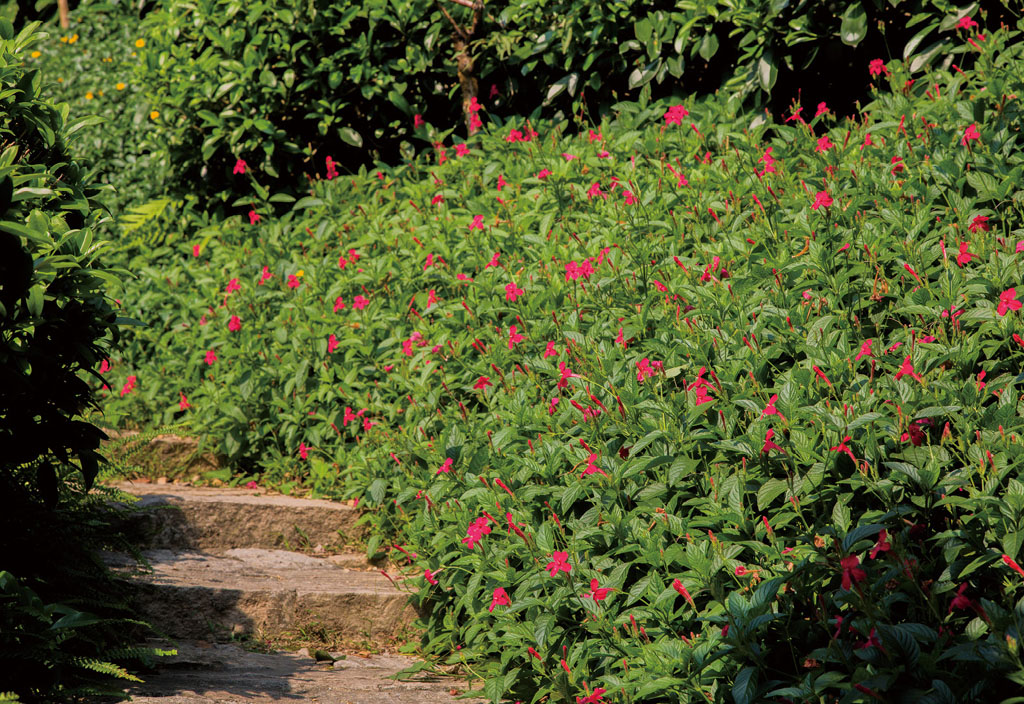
[102,19,1024,702]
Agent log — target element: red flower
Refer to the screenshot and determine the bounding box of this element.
[228,315,241,332]
[424,569,438,585]
[761,428,785,455]
[956,242,977,266]
[854,339,874,361]
[1003,554,1024,579]
[961,123,981,146]
[489,587,510,612]
[327,334,339,354]
[463,516,492,550]
[248,210,260,225]
[895,355,924,382]
[869,530,891,559]
[816,135,834,153]
[546,551,572,577]
[829,435,856,463]
[232,158,247,175]
[470,214,485,230]
[576,688,607,704]
[868,59,889,77]
[225,278,241,294]
[298,442,309,460]
[968,215,990,233]
[204,350,217,365]
[949,583,976,613]
[507,326,524,349]
[537,168,551,179]
[581,453,608,478]
[505,282,524,302]
[672,578,695,608]
[760,394,786,422]
[119,375,137,397]
[352,295,369,310]
[473,376,492,390]
[325,156,337,180]
[663,104,689,125]
[840,555,866,590]
[287,274,301,289]
[584,579,611,601]
[997,288,1021,316]
[587,182,606,200]
[178,392,190,410]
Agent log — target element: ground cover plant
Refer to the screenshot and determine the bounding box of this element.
[96,10,1024,701]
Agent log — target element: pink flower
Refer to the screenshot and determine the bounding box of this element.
[811,191,833,210]
[98,359,110,374]
[868,59,889,78]
[204,350,217,365]
[635,357,661,382]
[508,325,524,349]
[548,397,559,415]
[854,339,874,361]
[192,244,201,257]
[998,288,1021,316]
[225,278,241,294]
[473,376,492,390]
[489,587,510,612]
[956,15,979,30]
[178,392,190,410]
[840,555,866,590]
[430,194,444,205]
[505,282,524,302]
[652,279,667,292]
[895,355,924,382]
[228,315,241,332]
[968,215,990,233]
[830,435,856,463]
[961,124,981,146]
[672,578,695,608]
[470,215,484,230]
[325,156,337,180]
[413,113,425,128]
[583,579,610,602]
[463,516,492,550]
[327,334,339,354]
[761,428,784,455]
[424,568,438,585]
[484,252,501,268]
[537,168,551,179]
[426,289,438,307]
[545,551,572,577]
[543,341,558,358]
[581,453,608,478]
[286,274,301,289]
[455,143,470,157]
[497,174,506,191]
[587,183,606,200]
[248,210,260,225]
[816,135,834,153]
[333,296,346,312]
[233,158,247,175]
[563,152,576,161]
[956,242,977,266]
[299,442,309,460]
[760,394,785,422]
[663,104,689,125]
[436,457,453,475]
[352,295,369,310]
[815,102,829,117]
[119,375,137,397]
[258,266,273,285]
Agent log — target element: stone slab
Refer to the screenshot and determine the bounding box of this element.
[125,641,482,703]
[109,549,414,642]
[110,482,363,551]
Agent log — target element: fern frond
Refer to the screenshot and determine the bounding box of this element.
[70,657,143,682]
[0,692,21,702]
[119,197,174,237]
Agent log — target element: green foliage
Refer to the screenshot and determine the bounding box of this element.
[101,16,1024,701]
[0,20,118,496]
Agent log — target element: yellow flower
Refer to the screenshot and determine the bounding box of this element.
[296,270,305,277]
[116,82,125,90]
[85,91,94,100]
[30,50,40,58]
[68,33,78,44]
[57,77,63,83]
[150,110,159,120]
[98,90,104,97]
[59,36,68,43]
[135,38,145,48]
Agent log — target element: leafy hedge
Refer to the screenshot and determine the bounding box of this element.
[101,15,1024,702]
[129,0,1014,208]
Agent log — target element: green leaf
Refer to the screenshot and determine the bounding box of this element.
[840,2,868,46]
[732,666,758,704]
[757,50,777,92]
[339,127,363,148]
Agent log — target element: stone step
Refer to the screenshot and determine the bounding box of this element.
[108,549,415,643]
[126,640,481,703]
[110,481,363,551]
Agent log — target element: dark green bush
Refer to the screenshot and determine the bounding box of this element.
[132,0,1015,209]
[0,20,161,701]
